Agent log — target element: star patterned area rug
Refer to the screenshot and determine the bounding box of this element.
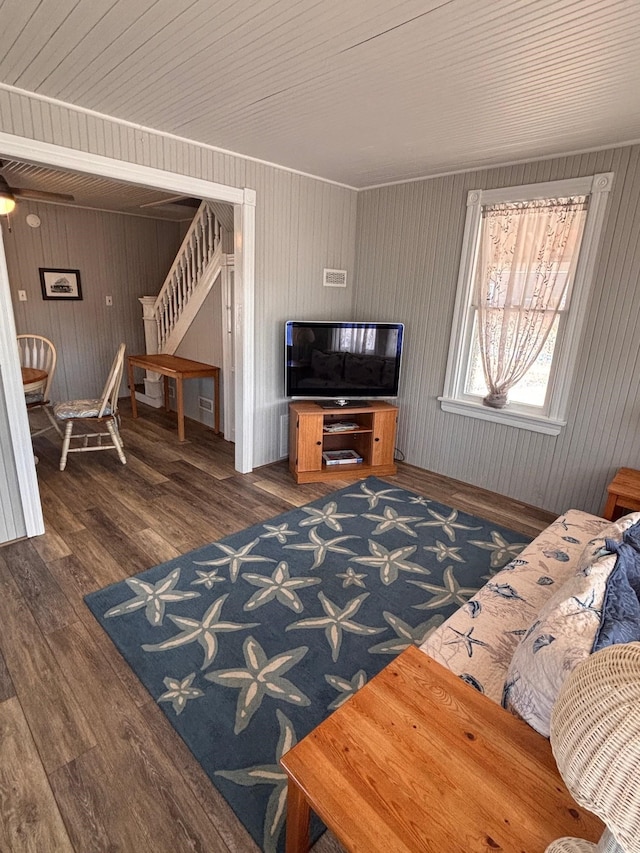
[84,477,531,852]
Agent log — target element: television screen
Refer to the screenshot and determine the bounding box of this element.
[285,320,404,400]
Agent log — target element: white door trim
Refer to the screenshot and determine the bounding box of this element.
[0,227,44,537]
[0,131,256,534]
[220,254,236,442]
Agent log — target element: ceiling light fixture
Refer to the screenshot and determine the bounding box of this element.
[0,173,16,215]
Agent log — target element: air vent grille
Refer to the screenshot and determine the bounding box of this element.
[323,268,347,288]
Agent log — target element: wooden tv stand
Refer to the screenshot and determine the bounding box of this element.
[288,400,398,484]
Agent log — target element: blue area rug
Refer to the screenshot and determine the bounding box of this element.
[84,477,530,852]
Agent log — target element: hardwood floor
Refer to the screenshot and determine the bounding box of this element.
[0,401,557,852]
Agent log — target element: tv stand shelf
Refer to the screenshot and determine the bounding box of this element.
[288,401,398,484]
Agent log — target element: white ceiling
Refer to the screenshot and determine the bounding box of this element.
[1,0,640,188]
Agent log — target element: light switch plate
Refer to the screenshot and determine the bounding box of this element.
[18,290,27,301]
[105,295,113,306]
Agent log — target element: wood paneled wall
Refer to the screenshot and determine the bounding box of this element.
[355,146,640,515]
[0,88,358,469]
[4,200,183,403]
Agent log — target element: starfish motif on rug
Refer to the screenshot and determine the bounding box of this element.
[287,592,384,662]
[284,529,358,569]
[423,540,464,563]
[103,567,200,626]
[206,636,310,734]
[157,672,204,715]
[191,568,226,590]
[260,523,298,544]
[298,501,355,532]
[336,566,367,588]
[408,495,431,506]
[416,508,482,542]
[142,593,258,669]
[350,541,430,585]
[241,561,321,613]
[409,565,479,609]
[216,709,296,853]
[363,505,422,537]
[368,611,446,654]
[469,531,528,568]
[325,669,367,710]
[193,538,275,582]
[344,483,403,509]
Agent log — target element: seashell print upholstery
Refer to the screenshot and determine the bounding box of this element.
[420,509,613,704]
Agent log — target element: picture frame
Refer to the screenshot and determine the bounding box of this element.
[39,268,82,300]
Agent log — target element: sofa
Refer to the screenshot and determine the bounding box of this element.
[420,507,640,737]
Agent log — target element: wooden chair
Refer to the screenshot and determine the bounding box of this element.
[53,343,127,471]
[17,334,63,438]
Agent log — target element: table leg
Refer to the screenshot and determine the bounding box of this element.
[176,377,185,442]
[214,369,220,435]
[163,376,170,412]
[128,359,138,419]
[602,492,618,521]
[285,777,311,853]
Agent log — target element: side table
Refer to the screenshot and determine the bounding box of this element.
[281,646,603,853]
[603,467,640,520]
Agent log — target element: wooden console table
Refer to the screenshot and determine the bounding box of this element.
[127,353,220,443]
[281,646,603,853]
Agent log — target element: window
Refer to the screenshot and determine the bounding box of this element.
[440,173,613,435]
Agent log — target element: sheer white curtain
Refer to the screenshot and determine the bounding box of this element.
[474,196,588,409]
[331,327,396,355]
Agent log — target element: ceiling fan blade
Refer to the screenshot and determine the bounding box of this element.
[139,195,200,209]
[13,188,75,202]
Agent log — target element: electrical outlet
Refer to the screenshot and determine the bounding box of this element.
[18,290,27,301]
[105,295,113,306]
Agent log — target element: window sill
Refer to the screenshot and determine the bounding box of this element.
[438,397,565,435]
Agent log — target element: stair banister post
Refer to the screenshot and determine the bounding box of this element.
[136,296,164,408]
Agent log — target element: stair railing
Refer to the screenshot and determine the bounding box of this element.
[153,201,221,351]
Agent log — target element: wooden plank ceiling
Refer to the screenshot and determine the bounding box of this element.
[1,0,639,188]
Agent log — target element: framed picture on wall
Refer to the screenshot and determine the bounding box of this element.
[39,268,82,300]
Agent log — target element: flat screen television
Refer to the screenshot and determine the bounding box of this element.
[285,320,404,404]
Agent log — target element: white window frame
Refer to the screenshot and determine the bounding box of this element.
[439,173,614,436]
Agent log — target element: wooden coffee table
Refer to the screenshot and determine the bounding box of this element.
[281,646,603,853]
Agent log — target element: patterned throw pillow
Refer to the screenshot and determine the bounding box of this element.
[504,512,640,737]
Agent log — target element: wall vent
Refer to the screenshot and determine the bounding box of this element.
[198,396,214,412]
[323,268,347,288]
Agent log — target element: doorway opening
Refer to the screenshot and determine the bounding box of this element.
[0,130,255,540]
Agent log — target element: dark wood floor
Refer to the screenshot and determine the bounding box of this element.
[0,401,557,853]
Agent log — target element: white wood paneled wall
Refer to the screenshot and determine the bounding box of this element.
[355,145,640,516]
[0,88,358,469]
[0,373,25,541]
[3,200,184,404]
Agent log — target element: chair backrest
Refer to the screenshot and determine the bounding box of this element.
[98,343,126,418]
[16,334,57,400]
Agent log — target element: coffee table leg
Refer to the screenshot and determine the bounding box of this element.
[285,778,311,853]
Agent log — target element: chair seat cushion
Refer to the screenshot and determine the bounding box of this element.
[54,399,114,419]
[25,391,45,405]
